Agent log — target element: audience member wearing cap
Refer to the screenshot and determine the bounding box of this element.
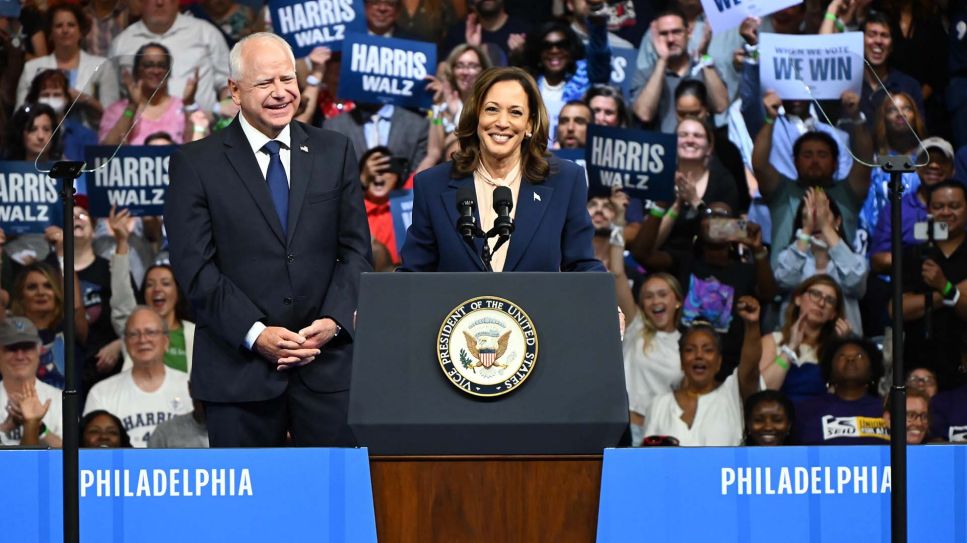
[84,307,191,448]
[0,317,64,447]
[643,299,762,447]
[870,137,958,273]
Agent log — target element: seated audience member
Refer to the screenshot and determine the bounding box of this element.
[81,410,132,447]
[643,298,762,446]
[616,273,684,446]
[906,367,939,400]
[860,92,926,242]
[358,146,407,265]
[629,8,728,133]
[109,206,192,374]
[753,91,873,268]
[556,100,592,149]
[760,275,850,402]
[148,383,209,448]
[109,0,230,112]
[10,262,88,389]
[143,131,175,145]
[795,336,889,445]
[323,101,431,174]
[633,201,776,376]
[0,317,63,447]
[774,189,868,333]
[22,70,99,162]
[584,84,629,127]
[654,116,740,253]
[3,103,61,161]
[882,390,930,444]
[743,389,795,446]
[870,137,957,274]
[525,20,612,146]
[899,180,967,390]
[84,308,192,448]
[100,43,191,145]
[15,4,119,111]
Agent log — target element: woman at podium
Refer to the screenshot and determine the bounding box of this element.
[399,67,605,273]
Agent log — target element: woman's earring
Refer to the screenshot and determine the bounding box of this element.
[525,132,532,138]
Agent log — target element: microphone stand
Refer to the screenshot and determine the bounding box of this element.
[880,155,914,543]
[48,160,85,543]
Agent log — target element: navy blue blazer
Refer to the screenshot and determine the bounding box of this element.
[399,156,606,272]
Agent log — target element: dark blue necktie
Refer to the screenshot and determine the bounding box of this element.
[261,140,289,235]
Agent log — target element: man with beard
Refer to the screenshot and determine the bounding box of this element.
[586,191,627,271]
[630,8,728,133]
[442,0,530,62]
[752,90,873,267]
[556,101,591,150]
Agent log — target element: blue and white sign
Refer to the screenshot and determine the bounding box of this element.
[338,33,436,109]
[0,162,61,234]
[269,0,365,57]
[701,0,802,33]
[597,445,967,543]
[389,189,413,255]
[3,448,377,542]
[84,145,174,217]
[760,32,864,100]
[609,47,637,99]
[585,125,676,201]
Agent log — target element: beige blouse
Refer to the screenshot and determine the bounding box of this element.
[473,160,522,272]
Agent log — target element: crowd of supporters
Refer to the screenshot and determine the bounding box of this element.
[1,0,966,448]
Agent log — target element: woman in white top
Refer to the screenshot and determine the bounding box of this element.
[616,272,684,446]
[643,296,762,446]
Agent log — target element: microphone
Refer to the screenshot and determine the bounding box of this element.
[492,186,514,238]
[456,186,477,243]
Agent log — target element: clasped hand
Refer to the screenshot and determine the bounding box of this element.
[254,318,340,371]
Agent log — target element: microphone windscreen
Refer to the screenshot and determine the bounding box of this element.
[457,186,476,209]
[493,186,513,212]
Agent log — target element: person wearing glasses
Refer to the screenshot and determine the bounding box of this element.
[760,275,851,403]
[882,390,930,444]
[794,335,888,445]
[84,307,191,448]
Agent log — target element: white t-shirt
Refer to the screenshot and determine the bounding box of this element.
[0,380,63,446]
[643,370,745,446]
[622,312,682,416]
[84,368,191,448]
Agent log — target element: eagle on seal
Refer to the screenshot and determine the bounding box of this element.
[463,330,511,369]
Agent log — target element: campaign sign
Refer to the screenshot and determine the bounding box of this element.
[269,0,365,57]
[338,33,436,109]
[3,448,377,542]
[585,125,676,201]
[760,32,864,100]
[609,47,637,99]
[597,445,967,543]
[389,189,413,255]
[701,0,802,33]
[84,145,175,217]
[551,148,589,186]
[0,161,61,234]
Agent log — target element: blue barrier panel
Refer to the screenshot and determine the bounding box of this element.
[3,447,377,542]
[597,445,966,543]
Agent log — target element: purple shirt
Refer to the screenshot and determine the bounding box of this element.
[929,385,967,442]
[794,394,890,445]
[869,188,927,255]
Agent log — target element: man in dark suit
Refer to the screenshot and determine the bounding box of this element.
[323,103,430,175]
[164,32,373,447]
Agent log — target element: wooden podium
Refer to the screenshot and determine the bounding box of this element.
[370,455,603,543]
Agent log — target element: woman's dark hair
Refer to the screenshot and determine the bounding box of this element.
[26,69,70,105]
[46,4,90,42]
[451,67,550,182]
[358,145,406,189]
[679,321,722,354]
[743,389,796,445]
[523,21,584,79]
[133,42,172,75]
[583,84,630,127]
[674,79,709,110]
[780,274,845,358]
[138,264,193,323]
[793,131,839,166]
[143,131,176,145]
[3,103,61,161]
[820,334,884,396]
[789,192,847,244]
[81,410,133,448]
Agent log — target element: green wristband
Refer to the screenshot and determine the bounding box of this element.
[943,281,954,297]
[122,108,135,119]
[666,208,679,220]
[775,355,789,370]
[649,206,666,218]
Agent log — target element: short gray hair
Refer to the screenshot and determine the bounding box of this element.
[229,32,296,81]
[125,305,169,335]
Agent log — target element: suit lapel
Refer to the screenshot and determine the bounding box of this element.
[443,176,486,271]
[286,122,311,245]
[504,181,553,271]
[223,118,286,245]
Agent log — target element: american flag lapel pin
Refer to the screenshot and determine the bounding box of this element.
[300,145,309,152]
[534,193,541,202]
